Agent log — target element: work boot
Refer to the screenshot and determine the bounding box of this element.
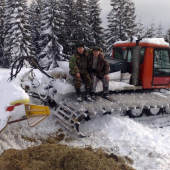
[86,95,93,101]
[76,88,82,102]
[86,88,93,102]
[103,93,109,99]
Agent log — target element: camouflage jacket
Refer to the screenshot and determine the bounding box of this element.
[88,54,109,79]
[69,50,92,76]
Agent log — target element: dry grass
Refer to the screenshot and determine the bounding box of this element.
[0,144,135,170]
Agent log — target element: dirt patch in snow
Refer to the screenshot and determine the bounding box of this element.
[0,144,134,170]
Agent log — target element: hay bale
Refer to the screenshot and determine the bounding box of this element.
[0,144,135,170]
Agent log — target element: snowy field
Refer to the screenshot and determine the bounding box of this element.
[1,68,170,170]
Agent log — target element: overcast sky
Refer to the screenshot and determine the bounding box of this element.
[28,0,170,33]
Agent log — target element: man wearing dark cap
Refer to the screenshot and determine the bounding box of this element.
[69,43,92,102]
[88,47,109,99]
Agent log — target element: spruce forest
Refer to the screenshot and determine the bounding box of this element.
[0,0,169,70]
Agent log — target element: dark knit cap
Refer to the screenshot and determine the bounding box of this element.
[92,46,101,51]
[76,43,84,48]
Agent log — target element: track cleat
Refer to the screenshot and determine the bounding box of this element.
[77,96,82,102]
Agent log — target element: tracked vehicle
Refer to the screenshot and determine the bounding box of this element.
[17,38,170,137]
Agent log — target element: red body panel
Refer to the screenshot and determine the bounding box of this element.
[114,42,169,48]
[140,47,153,89]
[152,77,170,85]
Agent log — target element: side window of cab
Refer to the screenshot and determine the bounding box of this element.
[140,48,145,64]
[153,49,170,76]
[127,49,132,62]
[126,47,145,64]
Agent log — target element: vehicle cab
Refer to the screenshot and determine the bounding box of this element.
[107,38,170,89]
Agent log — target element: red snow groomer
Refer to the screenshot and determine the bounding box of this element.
[15,38,170,137]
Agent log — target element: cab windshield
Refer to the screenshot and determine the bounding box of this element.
[114,47,127,60]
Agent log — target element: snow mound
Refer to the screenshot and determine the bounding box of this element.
[0,76,29,131]
[115,38,169,46]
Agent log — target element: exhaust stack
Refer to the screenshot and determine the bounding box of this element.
[132,40,141,86]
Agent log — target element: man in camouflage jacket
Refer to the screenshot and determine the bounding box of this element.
[88,47,110,98]
[69,43,92,102]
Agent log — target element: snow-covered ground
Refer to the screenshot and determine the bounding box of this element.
[1,68,170,170]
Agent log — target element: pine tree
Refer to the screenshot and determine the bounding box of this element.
[0,0,5,65]
[88,0,104,49]
[156,21,164,38]
[105,9,117,56]
[164,28,170,42]
[110,0,126,40]
[105,0,137,55]
[57,0,66,48]
[3,0,33,66]
[136,17,144,38]
[74,0,90,46]
[21,0,28,10]
[57,0,77,55]
[39,0,64,70]
[10,0,33,62]
[144,18,156,38]
[124,0,137,38]
[29,0,42,58]
[3,0,15,67]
